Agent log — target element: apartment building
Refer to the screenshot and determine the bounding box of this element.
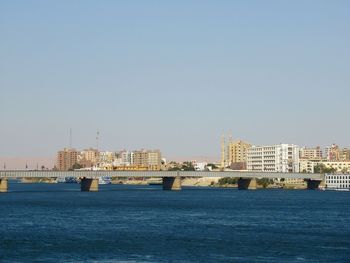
[133,149,162,170]
[325,144,341,161]
[299,146,323,159]
[247,144,299,173]
[340,148,350,161]
[56,148,78,171]
[227,140,251,170]
[147,150,162,170]
[300,159,350,173]
[99,151,116,163]
[77,148,99,168]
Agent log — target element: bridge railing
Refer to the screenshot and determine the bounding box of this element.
[0,170,324,180]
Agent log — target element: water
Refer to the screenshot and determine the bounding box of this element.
[1,182,350,262]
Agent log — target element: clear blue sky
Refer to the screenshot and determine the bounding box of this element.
[0,0,349,159]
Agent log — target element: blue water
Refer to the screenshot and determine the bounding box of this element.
[1,182,350,262]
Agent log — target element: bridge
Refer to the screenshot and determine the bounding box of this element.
[0,170,324,192]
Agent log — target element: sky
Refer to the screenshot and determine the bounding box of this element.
[0,0,349,167]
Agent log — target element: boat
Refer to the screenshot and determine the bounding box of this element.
[99,176,112,185]
[57,177,66,183]
[325,188,350,191]
[65,177,79,183]
[147,178,162,185]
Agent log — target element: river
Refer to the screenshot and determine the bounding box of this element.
[0,182,349,262]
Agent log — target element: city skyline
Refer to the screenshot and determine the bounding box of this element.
[1,1,349,160]
[1,138,349,170]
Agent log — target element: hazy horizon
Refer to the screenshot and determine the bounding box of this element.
[1,1,349,165]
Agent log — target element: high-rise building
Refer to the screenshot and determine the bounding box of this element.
[133,149,162,170]
[120,150,134,165]
[247,144,300,173]
[147,150,162,170]
[133,150,148,167]
[325,144,340,161]
[227,140,251,170]
[99,151,116,163]
[220,135,226,169]
[56,148,78,171]
[299,146,323,160]
[79,148,99,167]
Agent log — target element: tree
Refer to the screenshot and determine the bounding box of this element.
[181,161,195,171]
[69,163,83,171]
[256,178,274,188]
[168,167,181,171]
[218,177,237,185]
[341,167,349,174]
[314,164,336,174]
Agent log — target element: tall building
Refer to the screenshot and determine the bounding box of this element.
[247,144,300,173]
[220,135,226,169]
[227,140,251,170]
[325,144,340,161]
[133,149,162,170]
[299,146,323,160]
[133,150,149,167]
[120,150,134,165]
[99,151,116,163]
[147,150,162,170]
[56,148,78,171]
[79,148,99,167]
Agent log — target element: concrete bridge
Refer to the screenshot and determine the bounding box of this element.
[0,170,324,192]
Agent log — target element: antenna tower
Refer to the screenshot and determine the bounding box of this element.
[69,128,72,149]
[96,130,100,151]
[220,134,226,169]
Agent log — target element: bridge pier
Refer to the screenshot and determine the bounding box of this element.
[80,178,99,192]
[306,179,322,190]
[162,176,182,191]
[0,178,8,193]
[238,178,257,190]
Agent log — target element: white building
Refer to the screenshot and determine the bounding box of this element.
[247,144,299,173]
[120,151,134,166]
[299,160,350,173]
[325,174,350,190]
[194,162,207,171]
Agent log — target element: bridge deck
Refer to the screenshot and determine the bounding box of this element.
[0,170,323,180]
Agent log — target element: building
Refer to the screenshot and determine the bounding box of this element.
[321,161,350,173]
[132,149,162,170]
[120,150,134,165]
[325,144,340,161]
[80,148,99,165]
[227,140,251,170]
[299,159,318,173]
[56,148,78,171]
[340,148,350,161]
[80,148,99,166]
[194,162,207,171]
[133,150,149,167]
[325,174,350,190]
[147,150,162,170]
[99,151,116,163]
[300,159,350,173]
[299,146,323,160]
[247,144,299,173]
